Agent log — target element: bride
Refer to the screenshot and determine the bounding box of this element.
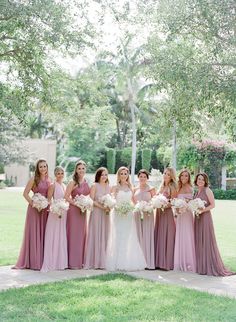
[105,166,146,271]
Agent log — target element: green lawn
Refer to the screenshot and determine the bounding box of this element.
[0,189,235,270]
[0,274,236,322]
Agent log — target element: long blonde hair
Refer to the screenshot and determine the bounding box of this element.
[116,166,132,189]
[33,159,49,187]
[178,169,192,191]
[72,160,86,186]
[160,167,177,195]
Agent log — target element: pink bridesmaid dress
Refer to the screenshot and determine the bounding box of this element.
[67,181,90,269]
[194,188,233,276]
[154,191,176,270]
[14,179,50,270]
[134,187,155,269]
[174,193,196,272]
[41,182,68,272]
[84,183,110,269]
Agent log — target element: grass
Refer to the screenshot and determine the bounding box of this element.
[0,189,235,270]
[0,274,236,322]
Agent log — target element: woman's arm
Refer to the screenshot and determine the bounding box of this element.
[47,183,55,203]
[23,178,34,206]
[200,188,215,213]
[64,181,76,205]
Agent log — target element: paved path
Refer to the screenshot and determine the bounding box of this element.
[0,266,236,299]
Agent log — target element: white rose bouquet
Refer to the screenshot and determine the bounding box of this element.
[32,193,49,212]
[188,198,206,218]
[151,194,169,211]
[74,194,93,213]
[50,198,69,218]
[170,198,188,216]
[135,201,154,220]
[99,194,116,214]
[115,201,134,217]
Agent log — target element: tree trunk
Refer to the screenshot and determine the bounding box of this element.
[127,78,136,184]
[221,165,227,191]
[172,118,177,170]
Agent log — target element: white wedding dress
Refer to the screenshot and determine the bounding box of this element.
[105,190,146,271]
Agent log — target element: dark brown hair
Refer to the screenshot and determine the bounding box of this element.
[73,160,86,185]
[33,159,48,187]
[138,169,149,179]
[95,167,109,183]
[194,172,209,187]
[178,169,192,190]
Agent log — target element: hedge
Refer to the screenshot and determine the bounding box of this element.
[213,189,236,200]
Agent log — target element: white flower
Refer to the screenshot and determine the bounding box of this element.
[135,200,153,219]
[151,194,169,211]
[115,201,134,217]
[50,199,69,218]
[170,198,188,216]
[32,193,48,212]
[188,198,206,218]
[99,194,116,210]
[74,194,93,213]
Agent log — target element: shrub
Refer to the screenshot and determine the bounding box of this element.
[213,189,236,200]
[142,149,152,171]
[106,149,116,174]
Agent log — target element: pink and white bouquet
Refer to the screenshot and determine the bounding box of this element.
[188,198,206,218]
[32,193,49,212]
[74,194,93,213]
[134,200,154,220]
[151,194,169,211]
[99,194,116,214]
[50,198,69,218]
[171,198,188,216]
[115,201,134,217]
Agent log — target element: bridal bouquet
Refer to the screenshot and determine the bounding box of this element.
[151,194,169,211]
[188,198,206,218]
[50,198,69,218]
[170,198,188,216]
[74,194,93,213]
[32,193,48,212]
[99,194,116,214]
[115,201,134,217]
[135,201,153,220]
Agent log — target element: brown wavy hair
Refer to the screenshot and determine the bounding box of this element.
[116,166,132,189]
[95,167,109,183]
[72,160,86,186]
[33,159,48,187]
[178,169,192,191]
[159,167,177,195]
[194,172,209,187]
[137,169,149,179]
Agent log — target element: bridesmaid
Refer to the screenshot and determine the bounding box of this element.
[174,169,196,272]
[194,172,233,276]
[84,167,111,269]
[65,160,90,269]
[14,159,50,270]
[41,166,68,272]
[154,167,177,270]
[134,169,156,269]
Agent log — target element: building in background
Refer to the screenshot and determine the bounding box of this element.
[4,139,56,187]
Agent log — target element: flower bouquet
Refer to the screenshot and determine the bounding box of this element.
[115,201,134,217]
[99,194,116,215]
[74,194,93,213]
[188,198,206,218]
[32,193,49,212]
[50,198,69,218]
[170,198,188,216]
[151,194,169,212]
[134,200,153,220]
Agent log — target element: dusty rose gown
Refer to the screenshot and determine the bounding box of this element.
[67,181,90,269]
[194,188,233,276]
[41,182,68,272]
[154,191,176,270]
[14,179,50,270]
[84,183,110,269]
[134,187,155,269]
[174,193,196,272]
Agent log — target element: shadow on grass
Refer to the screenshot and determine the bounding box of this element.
[0,273,236,322]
